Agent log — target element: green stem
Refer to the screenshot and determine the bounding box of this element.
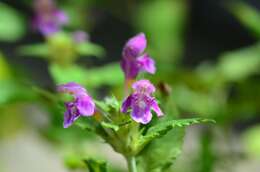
[126,156,137,172]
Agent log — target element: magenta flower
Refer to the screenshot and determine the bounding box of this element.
[57,82,95,128]
[121,80,163,124]
[32,0,68,36]
[121,33,156,80]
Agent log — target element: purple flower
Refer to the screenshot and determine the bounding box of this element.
[73,30,89,43]
[121,80,163,124]
[57,82,95,128]
[33,0,68,36]
[121,33,156,79]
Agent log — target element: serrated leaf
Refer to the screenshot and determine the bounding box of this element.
[138,118,215,149]
[137,118,214,172]
[74,117,98,132]
[84,158,107,172]
[74,120,94,132]
[76,42,105,58]
[17,44,50,57]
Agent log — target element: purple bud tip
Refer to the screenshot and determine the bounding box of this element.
[123,33,147,59]
[121,33,156,79]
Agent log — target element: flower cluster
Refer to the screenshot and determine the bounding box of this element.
[58,33,163,127]
[33,0,68,36]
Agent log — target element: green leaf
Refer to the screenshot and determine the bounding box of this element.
[136,0,187,65]
[17,44,50,57]
[74,119,95,132]
[64,153,86,169]
[218,43,260,81]
[101,122,119,131]
[137,128,185,172]
[137,118,214,171]
[49,63,123,87]
[0,3,26,42]
[0,53,11,80]
[49,63,87,84]
[86,63,124,87]
[84,158,107,172]
[172,85,223,116]
[0,80,36,105]
[242,125,260,158]
[228,1,260,38]
[138,118,215,150]
[76,42,105,58]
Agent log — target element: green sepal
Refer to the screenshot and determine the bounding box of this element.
[104,96,120,112]
[74,118,97,132]
[101,122,119,132]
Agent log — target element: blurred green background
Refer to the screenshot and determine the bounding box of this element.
[0,0,260,172]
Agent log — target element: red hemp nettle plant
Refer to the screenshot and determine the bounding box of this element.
[57,33,214,172]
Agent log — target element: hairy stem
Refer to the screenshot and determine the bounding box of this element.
[126,156,137,172]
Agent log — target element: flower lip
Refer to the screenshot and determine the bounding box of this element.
[121,80,163,124]
[57,82,95,128]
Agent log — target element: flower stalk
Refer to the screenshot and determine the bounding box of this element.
[126,156,137,172]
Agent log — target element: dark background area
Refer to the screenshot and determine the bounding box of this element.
[0,0,259,84]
